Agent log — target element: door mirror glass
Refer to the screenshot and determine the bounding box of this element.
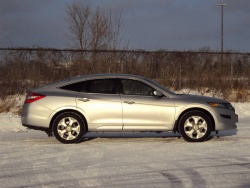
[153,90,163,97]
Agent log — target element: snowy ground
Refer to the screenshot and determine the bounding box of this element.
[0,103,250,187]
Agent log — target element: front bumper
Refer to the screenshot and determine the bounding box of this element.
[214,109,238,131]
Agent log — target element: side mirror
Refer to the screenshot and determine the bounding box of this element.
[153,90,163,97]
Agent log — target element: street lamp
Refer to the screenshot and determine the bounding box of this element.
[218,3,226,62]
[218,3,233,88]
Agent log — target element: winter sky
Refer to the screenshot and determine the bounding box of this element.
[0,0,249,52]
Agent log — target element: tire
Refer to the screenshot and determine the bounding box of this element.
[178,110,212,142]
[52,112,86,144]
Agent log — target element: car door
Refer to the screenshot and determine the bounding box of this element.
[120,79,175,131]
[76,78,123,131]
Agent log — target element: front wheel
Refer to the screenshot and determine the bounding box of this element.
[52,112,86,144]
[178,111,212,142]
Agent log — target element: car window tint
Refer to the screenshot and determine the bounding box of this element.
[86,79,116,94]
[60,81,84,92]
[121,79,154,96]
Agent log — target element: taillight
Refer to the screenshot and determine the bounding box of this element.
[25,92,45,103]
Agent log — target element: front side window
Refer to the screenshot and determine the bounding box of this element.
[121,79,154,96]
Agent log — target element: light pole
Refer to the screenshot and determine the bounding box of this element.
[218,3,226,63]
[218,3,233,88]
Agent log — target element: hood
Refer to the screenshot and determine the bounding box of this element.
[174,94,228,103]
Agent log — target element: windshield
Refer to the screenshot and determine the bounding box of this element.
[145,78,176,95]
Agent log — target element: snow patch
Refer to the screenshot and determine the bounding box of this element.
[232,102,250,119]
[0,113,27,133]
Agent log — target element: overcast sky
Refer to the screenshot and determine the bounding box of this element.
[0,0,249,52]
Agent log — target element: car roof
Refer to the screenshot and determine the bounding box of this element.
[43,73,146,88]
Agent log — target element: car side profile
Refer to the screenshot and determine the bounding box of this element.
[21,74,238,143]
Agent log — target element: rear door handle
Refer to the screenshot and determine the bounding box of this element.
[78,98,90,102]
[123,101,135,104]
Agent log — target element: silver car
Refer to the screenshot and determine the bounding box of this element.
[21,74,238,144]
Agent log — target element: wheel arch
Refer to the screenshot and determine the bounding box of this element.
[174,108,215,132]
[49,109,88,133]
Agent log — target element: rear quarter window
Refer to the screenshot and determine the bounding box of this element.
[59,79,116,94]
[60,81,85,92]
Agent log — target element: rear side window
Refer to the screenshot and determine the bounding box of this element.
[86,79,116,94]
[60,79,117,94]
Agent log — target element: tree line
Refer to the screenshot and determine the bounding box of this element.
[0,48,249,102]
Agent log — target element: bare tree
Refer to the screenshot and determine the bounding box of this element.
[108,11,123,50]
[66,1,91,49]
[66,1,123,50]
[90,7,109,50]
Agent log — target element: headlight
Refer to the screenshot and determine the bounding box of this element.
[208,102,235,111]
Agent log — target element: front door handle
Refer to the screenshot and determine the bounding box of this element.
[123,101,135,104]
[78,98,90,102]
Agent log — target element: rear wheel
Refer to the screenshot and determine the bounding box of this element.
[178,111,212,142]
[53,112,86,144]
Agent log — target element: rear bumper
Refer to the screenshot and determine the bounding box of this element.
[21,102,52,130]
